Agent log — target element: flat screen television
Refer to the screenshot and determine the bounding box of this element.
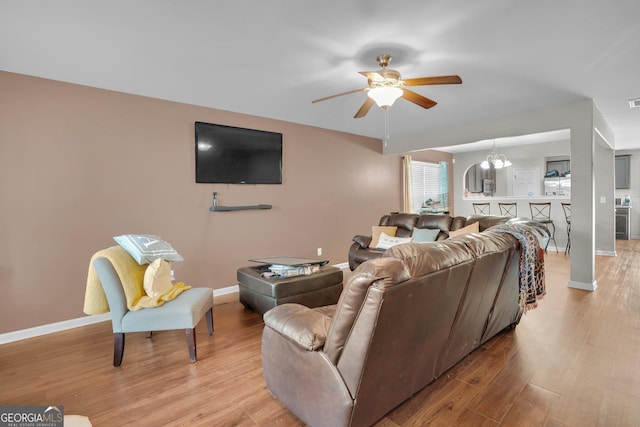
[195,121,282,184]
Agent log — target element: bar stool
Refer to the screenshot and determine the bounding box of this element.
[529,202,557,253]
[498,202,517,217]
[472,202,491,215]
[561,203,571,255]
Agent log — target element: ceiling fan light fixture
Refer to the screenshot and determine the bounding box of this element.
[367,86,403,108]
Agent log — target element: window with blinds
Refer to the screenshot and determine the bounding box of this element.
[410,160,448,213]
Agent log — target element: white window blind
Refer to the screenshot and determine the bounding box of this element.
[410,160,448,213]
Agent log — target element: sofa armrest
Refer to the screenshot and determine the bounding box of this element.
[352,234,372,248]
[263,303,332,351]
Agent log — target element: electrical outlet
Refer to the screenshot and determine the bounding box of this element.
[600,196,606,203]
[317,247,322,256]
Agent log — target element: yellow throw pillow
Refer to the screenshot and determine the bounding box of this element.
[371,226,398,249]
[449,221,480,238]
[143,258,174,299]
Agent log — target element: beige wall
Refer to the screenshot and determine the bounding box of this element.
[0,71,452,333]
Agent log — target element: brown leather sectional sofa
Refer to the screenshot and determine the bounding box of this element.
[348,212,524,270]
[262,229,539,427]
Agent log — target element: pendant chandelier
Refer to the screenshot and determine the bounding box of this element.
[480,141,512,169]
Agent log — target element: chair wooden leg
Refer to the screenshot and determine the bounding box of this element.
[206,307,214,335]
[113,333,125,367]
[186,328,196,362]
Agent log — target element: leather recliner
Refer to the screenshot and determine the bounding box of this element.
[348,212,522,270]
[262,229,541,427]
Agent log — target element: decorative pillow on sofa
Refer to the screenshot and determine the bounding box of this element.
[448,221,480,238]
[113,234,184,265]
[143,258,174,299]
[375,232,413,250]
[412,227,440,242]
[371,226,398,249]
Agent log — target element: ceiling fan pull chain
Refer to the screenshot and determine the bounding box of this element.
[384,107,390,147]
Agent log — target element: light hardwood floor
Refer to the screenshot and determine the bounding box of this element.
[1,242,639,426]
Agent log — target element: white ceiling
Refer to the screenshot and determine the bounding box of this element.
[2,1,639,150]
[438,129,571,153]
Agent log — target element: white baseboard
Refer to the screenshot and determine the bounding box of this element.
[595,250,617,257]
[568,280,598,291]
[214,284,239,296]
[545,244,570,254]
[0,262,352,345]
[0,313,112,345]
[0,285,240,345]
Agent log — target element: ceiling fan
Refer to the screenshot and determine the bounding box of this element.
[312,54,462,118]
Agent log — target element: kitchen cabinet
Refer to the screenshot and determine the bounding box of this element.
[615,155,631,189]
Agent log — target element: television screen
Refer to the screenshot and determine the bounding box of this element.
[195,121,282,184]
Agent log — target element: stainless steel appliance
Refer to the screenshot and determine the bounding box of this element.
[544,177,571,196]
[482,179,494,195]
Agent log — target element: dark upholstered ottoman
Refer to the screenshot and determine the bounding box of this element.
[237,265,343,315]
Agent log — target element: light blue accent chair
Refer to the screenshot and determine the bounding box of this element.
[92,257,214,366]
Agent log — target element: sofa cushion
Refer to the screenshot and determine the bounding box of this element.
[263,303,332,351]
[455,230,518,258]
[383,239,474,278]
[375,233,413,250]
[324,257,410,364]
[352,234,372,248]
[450,216,468,231]
[449,221,480,238]
[379,213,419,237]
[415,214,453,234]
[371,226,397,248]
[411,227,441,242]
[465,215,510,231]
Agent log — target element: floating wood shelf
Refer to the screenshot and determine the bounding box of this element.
[209,204,272,212]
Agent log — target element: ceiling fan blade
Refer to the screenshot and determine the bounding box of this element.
[402,89,438,109]
[403,75,462,86]
[354,98,375,118]
[358,71,384,82]
[312,88,367,103]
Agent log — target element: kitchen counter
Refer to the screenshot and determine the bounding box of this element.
[463,196,570,201]
[459,196,572,252]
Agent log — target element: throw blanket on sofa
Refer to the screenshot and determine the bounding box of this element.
[490,224,546,311]
[84,245,190,315]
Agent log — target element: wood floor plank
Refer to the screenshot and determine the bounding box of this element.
[596,388,640,427]
[606,344,640,399]
[384,345,487,425]
[453,409,499,427]
[548,366,608,426]
[2,245,640,426]
[456,333,518,388]
[499,383,559,427]
[466,348,543,421]
[401,379,482,426]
